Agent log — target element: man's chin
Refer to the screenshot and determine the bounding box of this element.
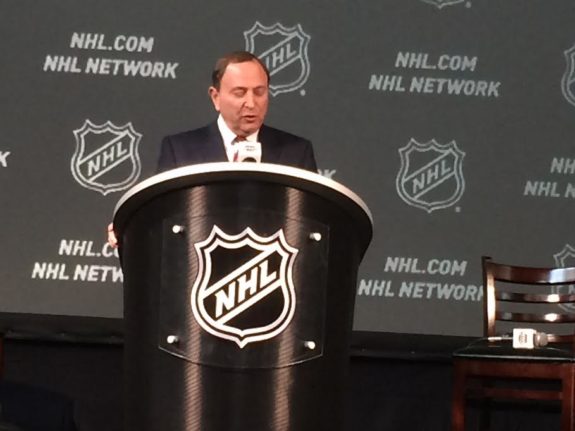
[240,122,262,135]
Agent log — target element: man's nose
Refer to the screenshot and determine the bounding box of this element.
[244,92,255,108]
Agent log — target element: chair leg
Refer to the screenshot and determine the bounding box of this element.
[477,379,492,431]
[452,361,467,431]
[0,335,4,378]
[478,397,491,431]
[561,366,575,431]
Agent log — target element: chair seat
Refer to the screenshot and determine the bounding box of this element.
[454,341,575,362]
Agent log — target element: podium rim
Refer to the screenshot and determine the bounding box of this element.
[116,162,371,219]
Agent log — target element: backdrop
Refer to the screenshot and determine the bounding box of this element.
[2,0,574,338]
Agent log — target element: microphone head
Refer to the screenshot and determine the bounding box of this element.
[236,141,262,163]
[535,332,549,347]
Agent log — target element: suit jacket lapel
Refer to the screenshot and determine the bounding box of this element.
[201,121,227,163]
[259,125,282,164]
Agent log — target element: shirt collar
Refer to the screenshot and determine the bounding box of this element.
[217,115,260,162]
[217,115,259,145]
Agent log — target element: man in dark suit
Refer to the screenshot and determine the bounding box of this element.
[107,51,316,247]
[156,50,317,173]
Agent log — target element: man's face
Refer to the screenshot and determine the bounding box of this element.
[209,60,269,137]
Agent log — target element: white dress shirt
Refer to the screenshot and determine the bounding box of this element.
[217,115,259,162]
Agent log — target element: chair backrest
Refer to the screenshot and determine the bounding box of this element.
[483,256,575,344]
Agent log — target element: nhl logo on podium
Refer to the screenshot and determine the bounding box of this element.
[396,138,465,213]
[244,22,311,96]
[191,226,298,348]
[71,120,141,195]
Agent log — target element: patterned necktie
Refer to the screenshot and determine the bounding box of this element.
[233,136,245,162]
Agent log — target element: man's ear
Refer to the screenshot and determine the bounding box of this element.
[208,86,220,112]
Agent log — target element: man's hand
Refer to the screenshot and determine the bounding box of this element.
[107,223,118,249]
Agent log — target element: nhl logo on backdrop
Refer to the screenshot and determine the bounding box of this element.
[191,226,298,348]
[553,244,575,312]
[554,244,575,267]
[396,138,465,213]
[561,45,575,107]
[71,120,141,195]
[420,0,466,8]
[244,22,310,96]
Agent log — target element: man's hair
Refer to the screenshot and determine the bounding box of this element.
[211,51,270,90]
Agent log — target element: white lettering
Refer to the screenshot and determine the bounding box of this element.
[214,260,279,318]
[58,240,98,257]
[318,169,337,179]
[261,42,297,70]
[369,74,383,90]
[0,151,10,167]
[523,181,560,197]
[399,281,414,297]
[237,267,258,303]
[368,74,405,92]
[396,52,477,72]
[551,157,575,175]
[384,257,424,274]
[409,77,500,98]
[163,62,178,78]
[84,58,178,79]
[73,265,123,282]
[437,55,477,72]
[70,33,106,50]
[258,260,277,288]
[215,284,236,318]
[43,55,82,73]
[31,262,70,280]
[102,243,119,258]
[357,279,394,297]
[113,35,154,53]
[427,259,467,276]
[85,139,130,177]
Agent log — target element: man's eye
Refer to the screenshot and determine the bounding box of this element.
[254,88,267,97]
[232,90,246,97]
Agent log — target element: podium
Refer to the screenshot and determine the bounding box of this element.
[114,163,372,431]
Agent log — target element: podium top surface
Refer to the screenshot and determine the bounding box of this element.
[114,162,372,237]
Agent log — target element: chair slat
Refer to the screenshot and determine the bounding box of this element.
[468,387,563,401]
[547,334,574,343]
[489,263,575,285]
[496,311,575,324]
[497,291,575,303]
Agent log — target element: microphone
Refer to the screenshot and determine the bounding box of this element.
[236,141,262,163]
[487,328,549,349]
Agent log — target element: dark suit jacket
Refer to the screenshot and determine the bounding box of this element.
[157,122,317,173]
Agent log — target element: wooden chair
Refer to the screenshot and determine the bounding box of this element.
[452,256,575,431]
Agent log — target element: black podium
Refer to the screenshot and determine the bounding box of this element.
[113,163,372,431]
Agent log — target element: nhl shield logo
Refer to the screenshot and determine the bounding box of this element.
[555,244,575,267]
[244,22,310,96]
[396,138,465,213]
[71,120,142,195]
[421,0,466,8]
[191,226,298,348]
[561,45,575,107]
[553,244,575,311]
